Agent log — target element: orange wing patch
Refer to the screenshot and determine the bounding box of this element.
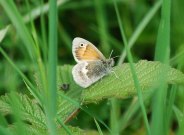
[75,44,103,61]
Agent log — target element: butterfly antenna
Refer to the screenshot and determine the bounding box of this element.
[109,50,114,59]
[112,55,120,59]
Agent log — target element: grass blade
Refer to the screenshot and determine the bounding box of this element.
[113,1,151,135]
[109,1,161,134]
[45,0,58,134]
[151,0,171,134]
[0,25,9,43]
[0,0,36,60]
[23,0,68,23]
[118,0,162,64]
[94,0,110,55]
[0,47,42,105]
[94,118,104,135]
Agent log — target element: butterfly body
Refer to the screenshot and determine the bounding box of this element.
[72,37,114,88]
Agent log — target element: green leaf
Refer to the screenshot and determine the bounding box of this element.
[57,126,84,135]
[0,126,13,135]
[57,65,82,123]
[0,95,11,115]
[34,65,81,123]
[0,93,46,129]
[81,60,184,103]
[19,94,46,129]
[8,124,85,135]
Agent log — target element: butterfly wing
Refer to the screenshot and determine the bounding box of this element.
[72,61,107,88]
[72,37,105,63]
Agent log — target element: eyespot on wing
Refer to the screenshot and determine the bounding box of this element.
[72,37,105,62]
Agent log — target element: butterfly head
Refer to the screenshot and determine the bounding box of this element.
[103,58,114,69]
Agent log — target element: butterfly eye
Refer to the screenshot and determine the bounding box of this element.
[80,43,84,47]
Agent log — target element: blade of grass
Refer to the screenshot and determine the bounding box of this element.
[170,46,184,65]
[111,1,162,133]
[57,66,95,127]
[118,0,162,64]
[0,0,49,110]
[24,0,48,107]
[165,64,183,134]
[23,0,68,23]
[61,0,126,10]
[0,0,36,60]
[58,23,72,51]
[110,99,120,135]
[94,2,119,133]
[82,107,112,134]
[94,118,104,135]
[45,0,58,134]
[175,104,184,135]
[94,0,110,55]
[110,1,161,134]
[118,97,140,131]
[165,85,177,134]
[40,0,48,64]
[90,25,124,134]
[57,91,112,133]
[0,1,50,115]
[57,119,72,135]
[0,25,9,43]
[113,1,151,135]
[0,47,42,105]
[173,105,183,128]
[150,0,171,134]
[90,25,123,51]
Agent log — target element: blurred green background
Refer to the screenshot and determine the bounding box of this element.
[0,0,184,135]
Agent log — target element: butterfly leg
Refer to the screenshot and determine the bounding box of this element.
[111,70,120,80]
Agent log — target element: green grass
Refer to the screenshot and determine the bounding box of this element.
[0,0,184,135]
[151,0,171,134]
[45,0,58,134]
[113,0,151,135]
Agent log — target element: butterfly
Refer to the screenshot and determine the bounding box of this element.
[72,37,114,88]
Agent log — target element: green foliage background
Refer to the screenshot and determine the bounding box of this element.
[0,0,184,135]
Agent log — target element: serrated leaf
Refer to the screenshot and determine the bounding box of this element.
[34,65,82,123]
[19,94,46,129]
[0,93,46,129]
[81,60,184,103]
[0,95,11,115]
[57,65,82,123]
[57,126,85,135]
[9,124,85,135]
